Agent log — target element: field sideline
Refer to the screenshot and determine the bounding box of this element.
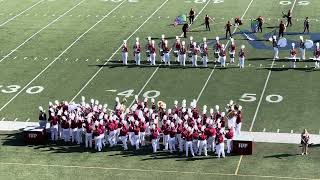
[0,0,320,179]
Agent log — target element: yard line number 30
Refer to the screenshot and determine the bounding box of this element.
[239,93,283,103]
[0,85,44,94]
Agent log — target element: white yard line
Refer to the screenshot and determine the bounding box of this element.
[0,0,85,63]
[127,66,160,107]
[235,0,298,175]
[0,1,126,112]
[0,0,44,27]
[249,0,297,133]
[196,0,255,102]
[70,0,170,102]
[125,0,214,107]
[0,162,316,180]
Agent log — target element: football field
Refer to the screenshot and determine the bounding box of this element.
[0,0,320,179]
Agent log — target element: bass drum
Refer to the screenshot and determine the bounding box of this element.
[305,40,314,49]
[277,38,287,48]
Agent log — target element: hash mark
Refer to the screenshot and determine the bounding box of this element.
[26,118,30,122]
[14,118,18,122]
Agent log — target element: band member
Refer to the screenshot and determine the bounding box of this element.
[119,121,128,150]
[219,44,227,67]
[279,21,285,38]
[159,34,166,62]
[192,126,199,154]
[205,121,216,152]
[239,45,245,68]
[185,127,195,157]
[234,16,242,26]
[225,127,234,154]
[313,42,320,68]
[61,116,70,142]
[150,124,159,155]
[85,118,93,148]
[303,17,309,33]
[189,8,195,24]
[286,9,292,27]
[192,42,200,67]
[188,36,194,61]
[168,122,177,153]
[301,129,310,155]
[140,118,146,146]
[70,115,78,143]
[150,40,157,66]
[204,14,214,31]
[182,23,189,38]
[76,116,83,144]
[256,16,264,33]
[163,40,172,66]
[38,106,47,128]
[145,36,152,62]
[173,36,181,62]
[162,120,170,151]
[214,36,221,63]
[201,38,209,67]
[122,40,128,65]
[198,126,207,156]
[49,112,59,142]
[229,38,236,63]
[133,38,141,65]
[236,105,243,135]
[179,41,187,66]
[290,43,297,68]
[134,121,140,150]
[299,36,306,60]
[272,36,279,60]
[216,132,225,158]
[225,21,232,39]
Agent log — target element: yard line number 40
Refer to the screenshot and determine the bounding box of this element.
[239,93,283,103]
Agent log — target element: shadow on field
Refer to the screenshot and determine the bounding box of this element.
[0,133,235,161]
[263,153,299,159]
[263,67,317,72]
[93,61,243,70]
[247,57,272,61]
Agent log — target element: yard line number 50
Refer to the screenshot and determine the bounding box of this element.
[279,1,310,5]
[239,93,283,103]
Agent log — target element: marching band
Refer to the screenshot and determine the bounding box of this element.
[121,35,246,68]
[43,97,244,158]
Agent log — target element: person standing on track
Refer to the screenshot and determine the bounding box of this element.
[204,14,214,31]
[225,21,232,39]
[301,129,310,155]
[189,8,195,24]
[303,17,309,33]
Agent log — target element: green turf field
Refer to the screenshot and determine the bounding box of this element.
[0,0,319,179]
